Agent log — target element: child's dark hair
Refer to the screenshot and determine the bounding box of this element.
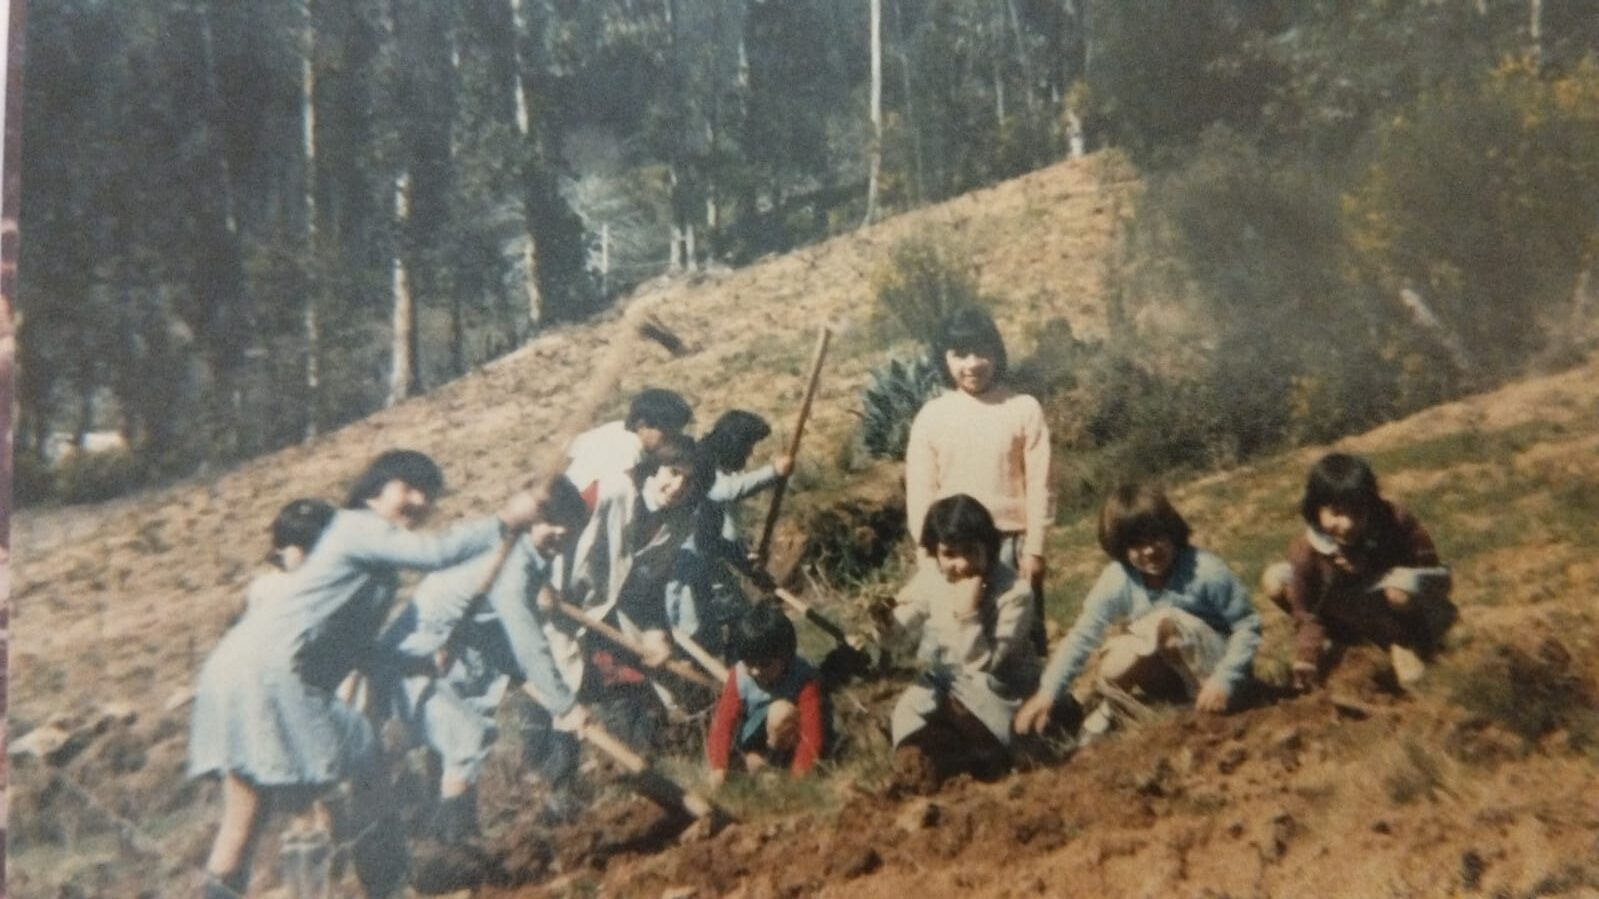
[635,432,716,505]
[1097,484,1191,560]
[701,410,771,471]
[537,475,591,530]
[732,602,797,665]
[1299,453,1383,525]
[270,498,336,566]
[931,307,1008,388]
[346,449,445,509]
[919,493,1003,562]
[625,388,693,434]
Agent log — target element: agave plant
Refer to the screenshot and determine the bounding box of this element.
[857,353,944,460]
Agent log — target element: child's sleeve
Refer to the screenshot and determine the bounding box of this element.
[1205,560,1263,697]
[709,465,781,504]
[389,555,492,658]
[567,491,614,609]
[892,567,934,635]
[986,579,1037,672]
[790,677,826,777]
[342,513,503,573]
[705,671,743,772]
[904,405,938,549]
[1021,396,1053,560]
[1036,564,1127,699]
[1396,508,1443,569]
[488,539,577,715]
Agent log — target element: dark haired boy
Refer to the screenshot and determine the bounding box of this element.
[1263,453,1453,689]
[705,603,825,785]
[1014,484,1260,739]
[565,387,694,504]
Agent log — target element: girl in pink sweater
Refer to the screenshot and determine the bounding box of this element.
[905,308,1052,650]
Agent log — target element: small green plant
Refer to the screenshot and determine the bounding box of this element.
[870,234,985,344]
[54,448,143,505]
[857,353,942,461]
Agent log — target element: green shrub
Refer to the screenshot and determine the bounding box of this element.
[857,353,942,461]
[54,448,143,505]
[870,234,986,344]
[12,449,55,506]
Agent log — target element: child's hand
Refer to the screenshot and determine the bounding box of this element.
[952,576,984,621]
[1382,586,1412,610]
[706,768,727,790]
[499,490,544,531]
[743,751,768,773]
[535,584,559,613]
[1013,692,1054,735]
[1194,681,1229,714]
[773,454,795,478]
[1019,553,1046,585]
[1290,660,1318,692]
[638,630,673,668]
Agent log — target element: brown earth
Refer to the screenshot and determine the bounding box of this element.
[11,149,1599,898]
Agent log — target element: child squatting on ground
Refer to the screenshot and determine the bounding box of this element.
[188,451,550,899]
[1262,452,1455,690]
[705,603,826,786]
[889,494,1041,794]
[375,474,593,843]
[1014,484,1261,741]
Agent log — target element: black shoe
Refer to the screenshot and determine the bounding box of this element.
[430,793,480,845]
[200,869,247,899]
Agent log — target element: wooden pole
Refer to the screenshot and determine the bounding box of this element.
[555,601,721,691]
[773,587,852,648]
[673,629,730,684]
[518,683,717,820]
[754,326,831,565]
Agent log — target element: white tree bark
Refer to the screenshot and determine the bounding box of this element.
[388,172,415,406]
[302,0,320,441]
[862,0,882,228]
[508,0,544,329]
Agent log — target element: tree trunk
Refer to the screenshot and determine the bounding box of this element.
[508,0,544,330]
[862,0,882,228]
[301,0,320,441]
[388,172,417,406]
[1528,0,1544,71]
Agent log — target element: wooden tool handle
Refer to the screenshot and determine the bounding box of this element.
[556,601,721,691]
[755,326,832,564]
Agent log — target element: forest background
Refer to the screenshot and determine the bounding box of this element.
[12,0,1599,517]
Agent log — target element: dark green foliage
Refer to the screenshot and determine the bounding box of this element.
[871,235,986,344]
[857,354,942,462]
[1446,640,1599,751]
[53,450,145,505]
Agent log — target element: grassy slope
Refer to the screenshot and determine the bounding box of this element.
[539,355,1599,899]
[7,153,1131,895]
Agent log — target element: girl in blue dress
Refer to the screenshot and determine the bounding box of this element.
[189,450,542,898]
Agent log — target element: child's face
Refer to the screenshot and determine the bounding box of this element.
[747,654,789,690]
[643,463,691,510]
[277,545,308,572]
[944,348,995,395]
[367,479,432,529]
[635,424,668,453]
[934,541,989,582]
[1125,536,1176,582]
[528,521,575,558]
[1316,504,1367,546]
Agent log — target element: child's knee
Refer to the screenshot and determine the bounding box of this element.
[1261,562,1291,611]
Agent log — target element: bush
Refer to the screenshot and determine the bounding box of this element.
[12,449,55,506]
[54,448,144,504]
[856,353,942,461]
[870,234,986,344]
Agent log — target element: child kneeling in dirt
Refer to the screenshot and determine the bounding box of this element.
[1262,452,1454,691]
[1014,485,1261,741]
[889,494,1041,793]
[705,603,826,786]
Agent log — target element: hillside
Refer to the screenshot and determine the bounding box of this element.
[7,153,1133,896]
[10,147,1599,898]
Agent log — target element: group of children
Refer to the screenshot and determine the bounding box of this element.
[185,307,1456,897]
